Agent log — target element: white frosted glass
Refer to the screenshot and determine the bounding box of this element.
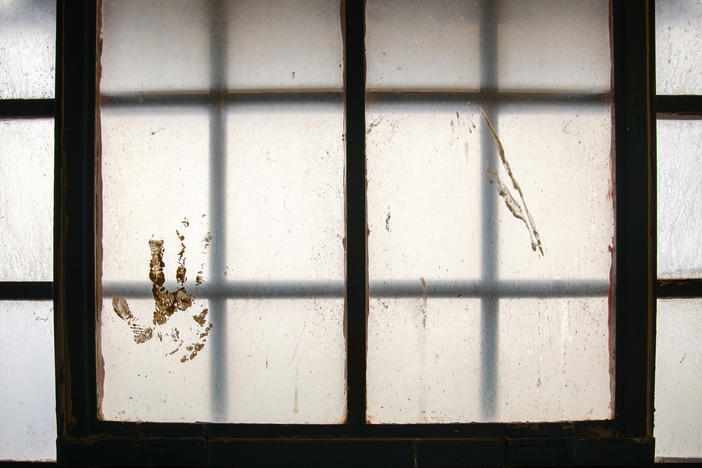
[101,0,341,93]
[100,298,346,423]
[223,299,345,423]
[100,0,211,93]
[100,295,215,422]
[99,107,215,421]
[496,297,611,422]
[0,0,55,99]
[224,102,345,281]
[367,297,484,423]
[101,107,211,284]
[367,104,613,283]
[366,0,481,90]
[366,1,609,92]
[367,297,611,423]
[496,0,610,92]
[655,299,702,459]
[657,120,702,278]
[0,301,55,461]
[367,103,483,282]
[100,73,344,423]
[494,107,614,281]
[366,101,613,422]
[225,0,342,90]
[0,119,53,281]
[656,0,702,95]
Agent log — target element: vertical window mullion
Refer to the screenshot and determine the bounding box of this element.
[344,0,368,426]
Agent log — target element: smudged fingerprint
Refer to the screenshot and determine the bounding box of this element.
[112,218,215,363]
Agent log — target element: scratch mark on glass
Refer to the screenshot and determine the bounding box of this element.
[481,108,544,255]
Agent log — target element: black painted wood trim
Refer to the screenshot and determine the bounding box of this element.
[54,0,98,440]
[0,282,53,300]
[612,0,657,439]
[656,95,702,119]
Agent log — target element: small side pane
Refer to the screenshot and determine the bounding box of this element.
[656,0,702,95]
[0,301,55,461]
[0,119,53,281]
[657,120,702,278]
[655,299,702,459]
[0,0,55,99]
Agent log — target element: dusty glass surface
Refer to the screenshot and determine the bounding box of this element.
[224,102,345,281]
[100,107,211,285]
[495,0,610,92]
[656,0,702,95]
[655,299,702,459]
[223,299,345,423]
[99,0,345,423]
[0,301,56,461]
[657,120,702,278]
[366,103,483,283]
[0,0,55,99]
[368,297,611,423]
[100,0,211,94]
[101,0,342,94]
[492,107,614,281]
[0,119,53,281]
[366,0,481,90]
[225,0,342,90]
[366,1,613,423]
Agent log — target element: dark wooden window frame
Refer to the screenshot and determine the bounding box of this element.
[54,1,656,465]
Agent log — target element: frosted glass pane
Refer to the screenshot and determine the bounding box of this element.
[368,297,611,423]
[493,107,614,281]
[100,295,215,422]
[225,0,342,90]
[100,1,211,93]
[100,66,344,422]
[366,0,610,92]
[223,299,345,423]
[224,102,345,280]
[101,107,211,284]
[0,301,55,461]
[0,0,55,99]
[366,103,483,282]
[496,0,610,92]
[367,101,614,422]
[366,0,481,90]
[0,119,53,281]
[367,104,613,283]
[656,0,702,95]
[101,0,341,93]
[99,107,214,421]
[657,120,702,278]
[100,297,346,423]
[655,299,702,459]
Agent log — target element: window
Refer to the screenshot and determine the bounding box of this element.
[0,0,56,461]
[653,0,702,461]
[55,1,656,465]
